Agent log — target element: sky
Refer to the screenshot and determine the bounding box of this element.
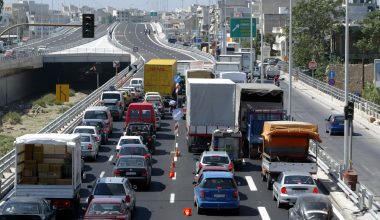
[4,0,217,11]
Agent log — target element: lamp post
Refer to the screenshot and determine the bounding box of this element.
[250,2,253,79]
[288,0,293,117]
[343,0,350,170]
[260,0,264,83]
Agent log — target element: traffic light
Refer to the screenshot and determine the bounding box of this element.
[82,14,94,38]
[344,101,354,120]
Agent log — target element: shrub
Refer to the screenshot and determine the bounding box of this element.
[42,94,56,106]
[0,135,16,157]
[69,89,76,97]
[3,111,22,125]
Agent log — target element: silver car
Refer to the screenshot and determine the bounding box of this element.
[80,133,99,161]
[272,171,319,208]
[195,151,234,174]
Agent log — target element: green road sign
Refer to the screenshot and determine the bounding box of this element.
[230,18,256,38]
[150,12,158,16]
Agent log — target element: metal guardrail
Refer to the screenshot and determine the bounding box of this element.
[0,24,144,199]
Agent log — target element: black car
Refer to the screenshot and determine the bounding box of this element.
[0,196,56,220]
[113,155,152,189]
[125,123,156,154]
[289,194,333,220]
[82,119,108,144]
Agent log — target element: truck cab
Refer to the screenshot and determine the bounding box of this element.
[209,128,243,170]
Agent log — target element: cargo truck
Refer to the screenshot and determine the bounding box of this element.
[260,121,321,189]
[215,62,241,78]
[219,71,247,83]
[235,83,285,158]
[144,59,177,101]
[14,133,82,212]
[186,79,236,153]
[177,60,204,79]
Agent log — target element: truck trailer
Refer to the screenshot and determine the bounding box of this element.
[144,59,177,99]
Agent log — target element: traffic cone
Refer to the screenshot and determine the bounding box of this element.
[169,169,175,178]
[170,158,176,168]
[175,146,181,157]
[183,208,192,216]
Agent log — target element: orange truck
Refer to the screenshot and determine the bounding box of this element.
[260,121,321,189]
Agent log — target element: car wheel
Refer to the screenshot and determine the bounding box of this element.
[266,174,272,190]
[197,204,203,215]
[277,199,283,208]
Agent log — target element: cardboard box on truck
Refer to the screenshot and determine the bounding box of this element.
[144,59,177,97]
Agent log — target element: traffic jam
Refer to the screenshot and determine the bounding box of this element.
[1,58,335,220]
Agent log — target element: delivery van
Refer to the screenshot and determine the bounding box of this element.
[125,103,156,132]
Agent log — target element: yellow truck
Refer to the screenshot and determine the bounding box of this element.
[260,121,321,189]
[144,59,177,98]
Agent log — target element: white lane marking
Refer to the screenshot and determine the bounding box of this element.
[108,155,114,162]
[242,158,246,163]
[174,156,178,162]
[258,206,270,220]
[332,205,345,220]
[99,171,105,178]
[172,172,176,180]
[0,201,5,206]
[245,176,257,191]
[170,193,175,203]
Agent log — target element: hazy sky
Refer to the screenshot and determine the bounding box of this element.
[5,0,217,11]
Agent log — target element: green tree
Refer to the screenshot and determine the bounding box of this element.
[362,83,380,105]
[292,0,344,79]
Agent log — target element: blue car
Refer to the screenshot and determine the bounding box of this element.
[193,171,240,215]
[325,114,345,135]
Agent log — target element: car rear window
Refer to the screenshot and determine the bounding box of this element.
[75,128,94,134]
[131,80,139,84]
[83,121,104,128]
[80,136,91,142]
[202,178,236,189]
[3,202,40,214]
[334,116,345,123]
[119,139,141,145]
[120,147,146,156]
[102,93,120,100]
[88,203,123,215]
[284,175,314,185]
[94,183,125,195]
[142,110,151,119]
[202,156,229,165]
[84,111,107,120]
[129,110,140,118]
[146,96,161,101]
[117,158,145,167]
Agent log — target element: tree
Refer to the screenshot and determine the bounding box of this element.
[362,83,380,105]
[0,0,3,21]
[291,0,344,79]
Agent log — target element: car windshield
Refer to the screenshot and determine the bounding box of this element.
[202,156,229,165]
[284,175,314,185]
[2,202,40,214]
[334,116,345,123]
[129,110,139,118]
[131,80,140,84]
[102,93,120,100]
[117,158,145,167]
[202,178,236,189]
[119,139,141,145]
[128,124,149,133]
[84,111,107,120]
[87,203,123,215]
[120,147,146,156]
[75,128,94,134]
[81,136,91,142]
[94,183,125,196]
[146,96,161,101]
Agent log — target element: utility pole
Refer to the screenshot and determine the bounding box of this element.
[288,0,293,117]
[344,0,350,170]
[250,2,253,78]
[260,0,264,83]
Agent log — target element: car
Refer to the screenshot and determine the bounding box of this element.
[122,86,140,101]
[73,125,101,145]
[288,194,333,220]
[81,119,109,144]
[125,103,156,132]
[265,65,280,79]
[144,92,161,99]
[113,155,152,189]
[193,165,229,183]
[37,45,47,53]
[325,113,345,135]
[152,102,163,119]
[117,88,134,106]
[145,94,164,107]
[195,151,233,174]
[148,100,165,116]
[87,177,136,212]
[125,122,156,154]
[84,198,131,220]
[83,106,113,135]
[0,196,56,219]
[129,78,144,92]
[116,144,152,165]
[80,133,100,161]
[4,49,15,58]
[101,98,123,121]
[101,90,125,111]
[193,171,240,215]
[116,136,144,152]
[272,171,319,208]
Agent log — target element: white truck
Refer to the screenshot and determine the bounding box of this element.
[177,60,204,78]
[219,71,247,83]
[14,133,82,212]
[186,79,236,153]
[215,62,241,78]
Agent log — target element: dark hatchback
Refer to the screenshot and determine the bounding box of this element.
[113,155,152,189]
[0,197,56,220]
[289,194,333,220]
[325,114,345,135]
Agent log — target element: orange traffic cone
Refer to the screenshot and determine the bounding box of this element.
[175,146,181,157]
[169,169,175,178]
[183,208,192,216]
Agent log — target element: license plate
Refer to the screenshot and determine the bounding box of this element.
[293,190,306,194]
[214,194,225,198]
[339,123,344,125]
[125,172,136,175]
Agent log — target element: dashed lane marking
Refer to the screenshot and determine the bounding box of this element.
[245,176,257,191]
[174,156,177,162]
[172,172,176,180]
[258,206,270,220]
[99,171,105,178]
[108,155,114,162]
[170,193,175,203]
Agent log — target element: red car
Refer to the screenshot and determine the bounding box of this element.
[84,198,131,220]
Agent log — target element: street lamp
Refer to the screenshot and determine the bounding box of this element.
[343,0,350,171]
[250,2,253,78]
[260,0,264,83]
[288,0,293,117]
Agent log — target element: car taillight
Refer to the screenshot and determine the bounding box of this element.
[198,163,202,170]
[125,195,131,203]
[313,187,319,194]
[87,144,93,150]
[144,154,150,160]
[102,129,107,133]
[281,187,287,194]
[141,170,148,177]
[233,190,239,198]
[199,191,205,199]
[148,137,152,142]
[228,163,233,172]
[114,169,121,176]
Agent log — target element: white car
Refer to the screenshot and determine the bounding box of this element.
[73,125,102,145]
[116,136,144,152]
[129,78,144,90]
[144,92,161,99]
[123,86,143,99]
[37,46,47,53]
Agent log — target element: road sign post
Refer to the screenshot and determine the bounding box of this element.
[56,84,69,103]
[113,61,120,85]
[230,18,256,38]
